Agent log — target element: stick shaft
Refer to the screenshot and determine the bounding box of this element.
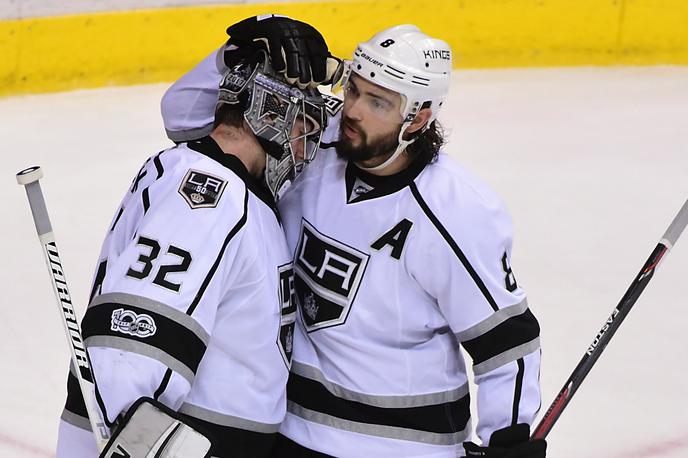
[532,199,688,440]
[18,171,110,450]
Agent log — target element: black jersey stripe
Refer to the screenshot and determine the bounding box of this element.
[291,362,467,408]
[512,358,525,426]
[110,206,124,232]
[81,301,208,382]
[153,368,173,401]
[409,182,499,312]
[186,187,248,316]
[153,151,165,179]
[64,370,89,421]
[65,362,116,428]
[63,370,115,431]
[143,152,165,216]
[131,158,150,193]
[89,260,107,303]
[93,376,116,427]
[287,372,470,436]
[460,308,540,365]
[142,187,151,214]
[88,293,210,342]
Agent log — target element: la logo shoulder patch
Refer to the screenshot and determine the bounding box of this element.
[178,169,227,209]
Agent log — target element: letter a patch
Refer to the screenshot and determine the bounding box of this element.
[371,219,413,260]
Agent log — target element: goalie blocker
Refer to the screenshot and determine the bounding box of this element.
[100,397,213,458]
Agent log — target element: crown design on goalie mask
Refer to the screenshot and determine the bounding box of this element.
[218,51,328,200]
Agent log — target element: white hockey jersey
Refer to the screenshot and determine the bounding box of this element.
[277,116,541,457]
[57,136,295,457]
[161,48,542,458]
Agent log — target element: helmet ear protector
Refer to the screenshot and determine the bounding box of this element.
[218,51,327,199]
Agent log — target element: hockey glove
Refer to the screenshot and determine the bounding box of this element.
[224,14,342,88]
[100,397,212,458]
[463,424,546,458]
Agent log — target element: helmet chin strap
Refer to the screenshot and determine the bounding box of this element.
[356,120,417,173]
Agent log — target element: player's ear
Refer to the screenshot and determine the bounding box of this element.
[405,108,432,135]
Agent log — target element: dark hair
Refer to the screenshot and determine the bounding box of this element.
[213,102,246,130]
[405,118,446,166]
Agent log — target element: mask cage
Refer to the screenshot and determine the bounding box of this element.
[246,72,326,199]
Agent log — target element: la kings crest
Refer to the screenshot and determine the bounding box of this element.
[294,219,369,332]
[178,169,227,209]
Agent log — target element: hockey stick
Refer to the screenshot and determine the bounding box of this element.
[16,166,110,451]
[532,198,688,440]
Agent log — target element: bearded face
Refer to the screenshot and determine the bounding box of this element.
[335,74,405,167]
[336,115,401,163]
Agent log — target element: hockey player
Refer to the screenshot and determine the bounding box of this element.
[56,44,330,457]
[162,16,546,458]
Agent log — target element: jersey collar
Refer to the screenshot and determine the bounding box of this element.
[344,154,428,204]
[187,136,278,215]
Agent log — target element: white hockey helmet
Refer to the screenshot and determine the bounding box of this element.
[342,25,452,171]
[351,25,452,122]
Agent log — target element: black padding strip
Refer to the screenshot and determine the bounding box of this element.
[287,373,470,434]
[461,309,540,365]
[82,302,207,375]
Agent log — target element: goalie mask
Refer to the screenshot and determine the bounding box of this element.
[218,52,327,199]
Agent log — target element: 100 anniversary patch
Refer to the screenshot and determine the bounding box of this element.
[178,169,227,209]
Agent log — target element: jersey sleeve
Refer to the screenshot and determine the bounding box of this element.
[409,187,542,444]
[63,152,252,432]
[161,46,226,143]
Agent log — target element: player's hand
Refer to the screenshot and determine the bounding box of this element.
[463,424,546,457]
[224,14,341,88]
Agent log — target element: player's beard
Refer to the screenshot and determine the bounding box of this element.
[336,116,401,164]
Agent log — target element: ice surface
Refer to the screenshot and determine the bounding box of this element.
[1,66,687,457]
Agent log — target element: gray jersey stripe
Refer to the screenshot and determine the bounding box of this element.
[179,403,280,434]
[455,298,529,342]
[473,337,541,376]
[291,362,469,408]
[89,292,210,345]
[61,408,92,432]
[84,335,195,385]
[287,401,471,446]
